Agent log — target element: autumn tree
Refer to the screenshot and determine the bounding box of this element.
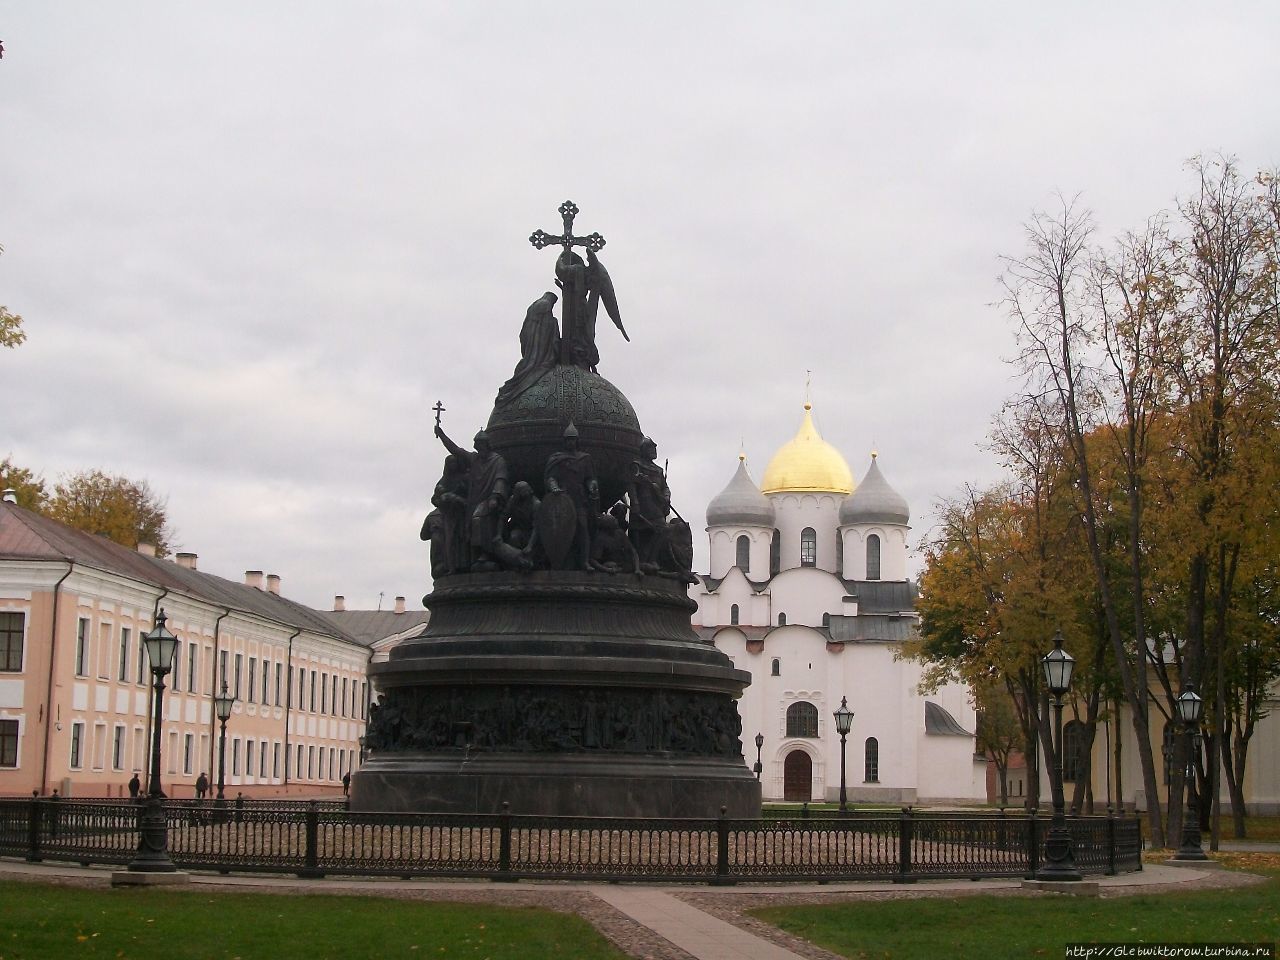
[0,457,47,510]
[47,470,173,557]
[0,244,24,349]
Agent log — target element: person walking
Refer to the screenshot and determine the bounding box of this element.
[195,772,209,800]
[342,772,351,796]
[127,773,141,800]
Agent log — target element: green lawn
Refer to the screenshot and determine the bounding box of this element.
[0,881,627,960]
[751,872,1280,960]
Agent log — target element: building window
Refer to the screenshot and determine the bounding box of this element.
[233,653,243,699]
[116,626,130,681]
[187,643,198,694]
[262,664,270,705]
[770,530,780,577]
[771,657,780,677]
[777,613,786,626]
[1063,720,1086,782]
[341,677,348,717]
[70,722,85,768]
[836,533,844,577]
[246,740,255,779]
[822,612,830,628]
[786,701,819,738]
[320,672,328,714]
[183,733,193,775]
[273,743,281,779]
[275,663,283,706]
[247,657,257,704]
[232,738,241,776]
[0,612,23,671]
[0,718,17,767]
[296,744,303,779]
[360,682,367,719]
[137,632,148,684]
[75,618,89,676]
[308,745,315,779]
[730,604,739,625]
[864,737,879,782]
[112,726,125,770]
[310,670,317,712]
[260,741,268,778]
[332,675,338,716]
[329,747,336,780]
[866,534,881,581]
[219,650,229,694]
[800,527,817,567]
[171,639,181,691]
[736,535,750,572]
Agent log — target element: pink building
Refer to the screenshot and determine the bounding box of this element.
[0,500,425,799]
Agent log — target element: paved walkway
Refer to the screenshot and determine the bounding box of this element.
[0,859,1247,960]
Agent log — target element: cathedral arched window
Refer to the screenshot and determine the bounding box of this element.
[800,528,817,567]
[771,657,780,677]
[777,613,786,626]
[1062,720,1085,782]
[770,530,780,577]
[866,534,881,580]
[736,535,750,572]
[822,612,830,628]
[864,737,879,782]
[836,532,844,577]
[730,604,739,625]
[786,701,819,738]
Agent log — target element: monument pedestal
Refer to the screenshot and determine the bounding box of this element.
[352,572,760,817]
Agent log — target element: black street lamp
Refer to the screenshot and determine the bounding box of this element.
[128,610,179,873]
[1172,683,1208,862]
[213,680,236,810]
[833,696,854,814]
[753,732,764,781]
[1036,629,1082,881]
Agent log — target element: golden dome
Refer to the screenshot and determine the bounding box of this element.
[760,403,854,495]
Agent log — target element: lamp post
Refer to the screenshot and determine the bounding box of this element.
[833,696,854,814]
[213,680,235,813]
[753,732,764,781]
[127,610,179,873]
[1036,629,1081,881]
[1172,683,1208,861]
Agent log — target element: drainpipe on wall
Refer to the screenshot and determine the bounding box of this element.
[282,628,300,787]
[206,608,231,778]
[142,589,170,794]
[39,560,75,797]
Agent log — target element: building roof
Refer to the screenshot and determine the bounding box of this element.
[321,609,430,648]
[706,456,776,528]
[924,701,972,736]
[840,455,910,525]
[0,502,357,644]
[760,404,854,495]
[847,579,918,613]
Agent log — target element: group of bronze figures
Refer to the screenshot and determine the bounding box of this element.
[366,684,743,759]
[421,423,696,582]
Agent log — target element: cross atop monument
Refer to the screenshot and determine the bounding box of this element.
[529,200,606,254]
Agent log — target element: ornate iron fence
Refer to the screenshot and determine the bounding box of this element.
[0,798,1142,884]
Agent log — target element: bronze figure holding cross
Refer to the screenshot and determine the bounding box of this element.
[529,201,627,372]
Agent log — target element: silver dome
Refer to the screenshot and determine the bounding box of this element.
[706,458,776,528]
[840,456,910,526]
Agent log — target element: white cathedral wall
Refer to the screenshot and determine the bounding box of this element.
[767,568,848,629]
[840,525,910,582]
[706,527,773,580]
[770,494,842,574]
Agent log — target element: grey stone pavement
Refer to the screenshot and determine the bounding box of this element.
[0,855,1266,960]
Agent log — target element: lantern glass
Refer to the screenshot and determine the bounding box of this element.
[1176,686,1203,726]
[142,614,179,674]
[1041,631,1075,696]
[754,732,764,749]
[214,681,235,721]
[833,696,854,735]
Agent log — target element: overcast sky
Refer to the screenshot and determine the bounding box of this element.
[2,3,1277,611]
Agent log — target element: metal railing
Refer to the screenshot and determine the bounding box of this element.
[0,798,1142,883]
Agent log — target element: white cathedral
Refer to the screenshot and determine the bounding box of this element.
[691,403,987,804]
